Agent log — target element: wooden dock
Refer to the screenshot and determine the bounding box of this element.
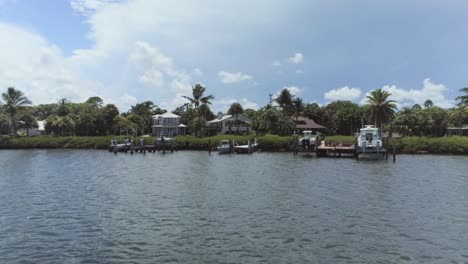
[294,140,393,161]
[109,139,175,154]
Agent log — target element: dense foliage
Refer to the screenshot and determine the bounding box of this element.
[1,85,467,145]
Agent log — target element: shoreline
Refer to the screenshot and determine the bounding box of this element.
[1,135,467,155]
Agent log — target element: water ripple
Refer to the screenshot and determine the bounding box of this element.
[0,150,467,263]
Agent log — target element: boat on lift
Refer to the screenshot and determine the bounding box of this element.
[355,125,386,159]
[299,130,319,150]
[218,140,231,154]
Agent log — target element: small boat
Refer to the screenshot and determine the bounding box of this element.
[355,125,386,159]
[108,139,132,152]
[299,130,318,149]
[155,135,174,144]
[234,139,257,154]
[218,140,231,154]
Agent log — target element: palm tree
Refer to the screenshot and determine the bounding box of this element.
[182,84,214,136]
[424,99,433,108]
[182,84,215,110]
[456,87,468,107]
[227,102,244,134]
[275,89,294,115]
[365,89,397,134]
[292,98,304,122]
[1,87,32,135]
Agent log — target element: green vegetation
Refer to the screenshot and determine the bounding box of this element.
[1,134,467,154]
[388,136,468,155]
[1,85,467,155]
[324,135,356,143]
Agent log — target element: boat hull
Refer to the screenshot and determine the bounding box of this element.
[218,146,231,154]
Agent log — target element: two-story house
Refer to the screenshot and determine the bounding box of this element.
[152,112,187,137]
[206,113,252,135]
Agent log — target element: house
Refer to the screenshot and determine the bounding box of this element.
[447,126,468,136]
[293,116,326,132]
[206,114,252,135]
[18,120,46,136]
[151,112,187,137]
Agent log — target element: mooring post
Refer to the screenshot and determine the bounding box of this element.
[333,146,336,157]
[163,141,166,155]
[130,140,134,154]
[171,140,174,153]
[392,146,396,163]
[208,139,211,155]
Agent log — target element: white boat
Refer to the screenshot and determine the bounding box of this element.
[299,130,318,149]
[233,139,257,154]
[356,125,386,159]
[155,135,173,144]
[218,140,231,154]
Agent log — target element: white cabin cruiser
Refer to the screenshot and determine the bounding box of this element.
[356,125,386,159]
[299,130,318,149]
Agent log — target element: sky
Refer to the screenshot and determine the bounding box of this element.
[1,0,467,112]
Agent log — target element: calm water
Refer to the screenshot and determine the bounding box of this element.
[0,150,467,263]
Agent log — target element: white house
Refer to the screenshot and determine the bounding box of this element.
[18,120,46,136]
[206,114,252,135]
[151,112,187,137]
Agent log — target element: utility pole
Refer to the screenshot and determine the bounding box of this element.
[269,94,273,105]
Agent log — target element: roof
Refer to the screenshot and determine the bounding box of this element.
[207,114,252,124]
[447,126,468,130]
[294,116,326,129]
[152,112,180,118]
[178,124,187,127]
[360,125,379,131]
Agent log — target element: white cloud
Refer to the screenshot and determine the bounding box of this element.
[360,79,453,108]
[288,52,304,64]
[279,86,302,96]
[0,22,100,106]
[295,69,304,74]
[218,71,253,84]
[324,86,362,101]
[191,68,203,77]
[272,60,281,67]
[70,0,119,15]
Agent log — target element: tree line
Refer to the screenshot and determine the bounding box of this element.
[1,85,467,137]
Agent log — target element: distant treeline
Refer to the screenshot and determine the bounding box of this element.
[1,85,467,137]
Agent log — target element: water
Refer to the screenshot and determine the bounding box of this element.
[0,150,467,263]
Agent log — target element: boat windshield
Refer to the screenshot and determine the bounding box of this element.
[361,132,380,141]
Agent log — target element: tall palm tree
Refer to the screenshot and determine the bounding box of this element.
[365,89,397,133]
[275,89,294,115]
[456,87,468,107]
[182,84,214,110]
[292,97,304,122]
[182,84,214,136]
[1,87,32,135]
[227,102,244,134]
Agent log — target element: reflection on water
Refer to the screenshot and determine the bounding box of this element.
[0,150,467,263]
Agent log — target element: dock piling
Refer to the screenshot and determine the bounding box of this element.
[208,139,211,155]
[392,146,396,163]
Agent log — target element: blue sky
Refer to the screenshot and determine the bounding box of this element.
[1,0,467,112]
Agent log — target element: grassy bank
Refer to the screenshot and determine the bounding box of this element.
[388,136,468,155]
[0,134,295,151]
[1,135,467,154]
